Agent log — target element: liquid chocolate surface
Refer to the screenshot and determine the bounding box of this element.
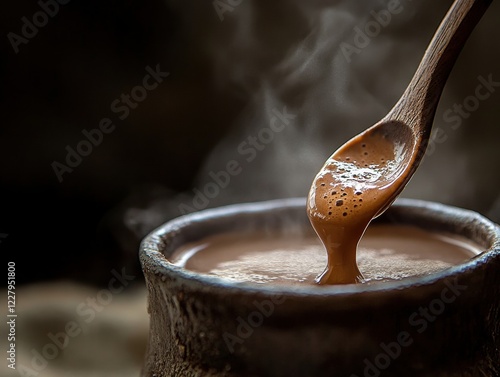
[170,225,479,286]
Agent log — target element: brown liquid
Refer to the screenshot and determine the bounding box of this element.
[307,129,414,284]
[171,225,479,285]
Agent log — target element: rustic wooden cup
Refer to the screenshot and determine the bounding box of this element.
[140,198,500,377]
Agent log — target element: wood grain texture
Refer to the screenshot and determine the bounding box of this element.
[388,0,492,143]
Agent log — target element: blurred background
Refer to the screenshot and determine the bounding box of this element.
[1,0,499,375]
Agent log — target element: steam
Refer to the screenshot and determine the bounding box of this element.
[195,0,426,205]
[124,0,481,237]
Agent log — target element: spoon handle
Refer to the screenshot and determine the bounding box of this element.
[387,0,492,133]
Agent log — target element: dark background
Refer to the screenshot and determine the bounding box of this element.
[2,0,499,287]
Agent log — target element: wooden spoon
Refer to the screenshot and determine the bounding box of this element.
[307,0,492,285]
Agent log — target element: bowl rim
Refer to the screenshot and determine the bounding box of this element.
[140,197,500,297]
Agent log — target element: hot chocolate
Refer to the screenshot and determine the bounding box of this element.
[171,224,479,285]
